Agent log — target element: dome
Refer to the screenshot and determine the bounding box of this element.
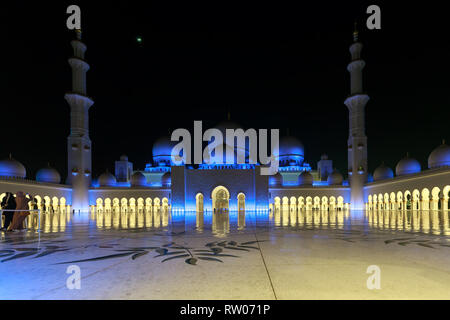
[214,120,243,139]
[98,171,117,187]
[269,172,283,186]
[327,170,343,185]
[428,141,450,169]
[161,172,171,187]
[395,155,421,176]
[152,136,178,166]
[279,136,304,157]
[298,171,313,186]
[204,143,239,165]
[120,155,128,161]
[0,156,26,178]
[373,163,394,181]
[36,166,61,184]
[130,171,146,187]
[278,136,305,167]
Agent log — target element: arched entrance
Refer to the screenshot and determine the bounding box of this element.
[211,185,230,212]
[196,193,204,212]
[237,193,245,211]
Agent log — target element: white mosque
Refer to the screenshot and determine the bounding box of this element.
[1,29,449,218]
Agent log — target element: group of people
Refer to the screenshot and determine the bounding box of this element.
[0,191,39,232]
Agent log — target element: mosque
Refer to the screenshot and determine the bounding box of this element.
[0,29,449,218]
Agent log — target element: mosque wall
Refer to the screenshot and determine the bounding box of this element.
[364,167,450,202]
[269,186,351,204]
[254,166,269,210]
[0,178,72,204]
[89,187,171,206]
[184,168,256,211]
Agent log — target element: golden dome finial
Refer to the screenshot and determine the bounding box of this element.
[353,21,359,42]
[75,29,82,40]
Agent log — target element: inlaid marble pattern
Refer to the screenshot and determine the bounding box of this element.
[1,210,450,300]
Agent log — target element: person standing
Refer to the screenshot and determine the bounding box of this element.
[1,192,17,231]
[8,191,30,232]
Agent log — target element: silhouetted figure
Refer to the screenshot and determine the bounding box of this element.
[8,191,30,231]
[1,192,17,231]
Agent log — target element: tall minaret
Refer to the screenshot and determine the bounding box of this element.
[65,29,94,211]
[344,24,369,210]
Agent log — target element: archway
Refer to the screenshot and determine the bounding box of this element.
[443,185,450,211]
[211,185,230,212]
[238,193,245,211]
[196,193,204,212]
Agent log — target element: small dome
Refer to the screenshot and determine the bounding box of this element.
[161,172,171,187]
[152,136,178,166]
[130,171,146,187]
[321,154,329,160]
[36,166,61,184]
[428,141,450,169]
[98,171,117,187]
[327,170,343,185]
[298,171,313,186]
[373,163,394,181]
[120,155,128,161]
[279,136,304,157]
[396,154,421,176]
[0,156,26,178]
[278,136,305,167]
[269,172,283,186]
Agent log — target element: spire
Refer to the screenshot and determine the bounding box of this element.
[9,153,12,160]
[75,29,82,40]
[353,21,359,43]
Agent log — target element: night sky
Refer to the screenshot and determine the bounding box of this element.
[4,2,449,180]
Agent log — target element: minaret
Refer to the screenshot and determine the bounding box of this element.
[65,29,94,211]
[344,24,369,210]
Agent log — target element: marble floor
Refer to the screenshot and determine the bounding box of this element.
[1,209,450,300]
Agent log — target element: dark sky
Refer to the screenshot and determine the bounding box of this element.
[4,1,449,180]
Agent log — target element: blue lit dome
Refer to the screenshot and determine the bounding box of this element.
[327,170,343,185]
[396,155,421,176]
[373,163,394,181]
[131,171,146,187]
[161,172,171,187]
[278,136,305,167]
[269,172,283,186]
[98,171,117,187]
[152,136,178,166]
[0,156,26,178]
[36,166,61,184]
[428,141,450,169]
[204,143,239,165]
[298,171,313,186]
[214,120,242,139]
[213,120,250,161]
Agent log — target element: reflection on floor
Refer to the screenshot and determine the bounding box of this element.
[1,209,450,299]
